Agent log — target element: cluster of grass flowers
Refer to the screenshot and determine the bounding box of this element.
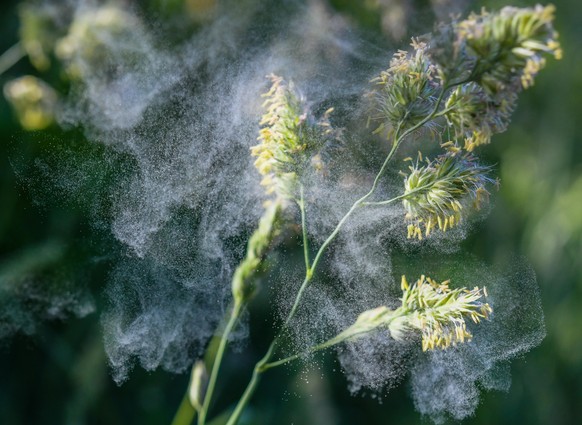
[365,5,561,240]
[443,82,515,151]
[55,5,144,80]
[251,75,306,200]
[430,4,561,150]
[265,274,492,362]
[371,40,440,134]
[396,275,492,351]
[251,74,332,202]
[184,5,559,425]
[1,3,154,130]
[231,200,283,305]
[402,152,494,239]
[3,75,57,130]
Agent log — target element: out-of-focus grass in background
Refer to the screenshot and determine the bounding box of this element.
[0,0,580,424]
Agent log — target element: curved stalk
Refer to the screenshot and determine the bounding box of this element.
[224,342,277,425]
[284,128,403,342]
[198,301,243,425]
[298,185,310,270]
[362,183,434,206]
[308,123,402,275]
[260,327,374,372]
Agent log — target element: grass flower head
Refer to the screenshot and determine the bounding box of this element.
[371,40,441,134]
[252,74,329,201]
[431,4,561,92]
[395,275,492,351]
[3,75,57,130]
[402,152,494,239]
[443,82,516,151]
[334,275,491,352]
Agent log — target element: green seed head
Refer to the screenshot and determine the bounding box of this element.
[252,75,329,201]
[338,275,491,352]
[396,275,492,351]
[370,40,441,135]
[402,152,493,239]
[444,82,516,151]
[431,4,561,92]
[3,75,58,131]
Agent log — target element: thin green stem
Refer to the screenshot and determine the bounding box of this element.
[394,89,448,144]
[261,307,414,372]
[0,42,25,76]
[260,339,334,372]
[362,183,434,206]
[198,301,243,425]
[225,367,259,425]
[260,327,374,372]
[282,274,310,329]
[362,193,407,207]
[309,123,402,275]
[434,107,454,118]
[260,353,301,371]
[298,185,310,271]
[225,342,277,425]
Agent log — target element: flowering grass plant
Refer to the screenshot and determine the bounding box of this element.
[0,2,560,424]
[170,5,561,425]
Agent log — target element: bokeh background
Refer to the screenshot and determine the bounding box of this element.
[0,0,580,424]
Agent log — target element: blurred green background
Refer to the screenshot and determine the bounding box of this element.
[0,0,580,424]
